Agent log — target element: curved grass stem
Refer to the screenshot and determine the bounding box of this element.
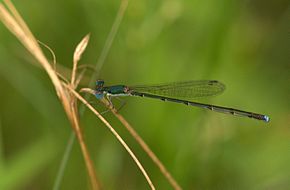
[102,100,182,190]
[66,84,156,190]
[0,2,101,189]
[81,88,182,190]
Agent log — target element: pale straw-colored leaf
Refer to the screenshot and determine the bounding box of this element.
[81,87,182,190]
[0,3,100,189]
[73,86,156,190]
[71,34,90,87]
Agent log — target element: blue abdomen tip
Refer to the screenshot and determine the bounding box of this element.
[264,115,270,122]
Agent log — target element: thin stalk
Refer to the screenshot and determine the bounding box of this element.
[66,84,156,190]
[0,3,100,189]
[54,0,129,188]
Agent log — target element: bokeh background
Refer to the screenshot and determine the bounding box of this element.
[0,0,290,189]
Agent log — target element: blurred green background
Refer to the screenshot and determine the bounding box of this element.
[0,0,290,189]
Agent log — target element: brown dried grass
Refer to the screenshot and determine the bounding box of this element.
[0,1,100,189]
[0,0,182,189]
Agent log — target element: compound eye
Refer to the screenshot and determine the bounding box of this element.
[96,80,104,87]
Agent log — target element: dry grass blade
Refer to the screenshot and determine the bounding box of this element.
[0,2,100,190]
[72,34,90,87]
[1,1,163,189]
[80,88,182,190]
[111,112,182,190]
[37,40,57,71]
[70,85,156,190]
[69,100,100,190]
[55,0,129,187]
[69,35,101,190]
[0,2,71,122]
[4,0,38,47]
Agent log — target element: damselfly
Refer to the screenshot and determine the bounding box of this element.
[93,80,269,122]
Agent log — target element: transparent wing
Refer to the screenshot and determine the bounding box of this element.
[130,80,225,99]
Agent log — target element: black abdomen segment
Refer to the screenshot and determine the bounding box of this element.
[131,91,269,122]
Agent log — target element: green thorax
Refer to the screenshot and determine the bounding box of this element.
[103,85,126,95]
